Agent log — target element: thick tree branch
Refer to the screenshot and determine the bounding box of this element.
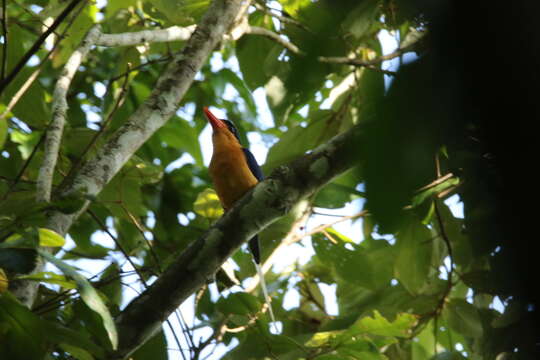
[36,26,101,203]
[97,25,195,47]
[112,123,362,359]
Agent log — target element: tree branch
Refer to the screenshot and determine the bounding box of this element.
[97,25,195,47]
[112,123,362,359]
[36,26,101,203]
[246,25,423,71]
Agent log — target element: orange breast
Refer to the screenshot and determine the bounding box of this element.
[209,146,258,210]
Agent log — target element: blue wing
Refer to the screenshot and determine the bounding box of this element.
[242,148,264,181]
[242,148,263,264]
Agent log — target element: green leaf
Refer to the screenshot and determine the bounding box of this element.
[264,115,332,172]
[53,4,97,67]
[0,248,37,274]
[17,271,77,289]
[394,218,434,295]
[348,310,417,338]
[132,328,167,360]
[216,292,262,316]
[193,188,223,220]
[38,228,65,247]
[236,12,277,90]
[38,250,118,350]
[0,228,65,248]
[218,68,257,118]
[313,232,395,291]
[444,299,483,338]
[157,117,203,165]
[0,293,49,359]
[314,169,363,209]
[0,293,104,358]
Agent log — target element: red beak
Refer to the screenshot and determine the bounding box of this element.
[203,107,226,130]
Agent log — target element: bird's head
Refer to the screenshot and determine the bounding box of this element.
[204,107,241,147]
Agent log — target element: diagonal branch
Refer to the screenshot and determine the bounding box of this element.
[112,122,363,359]
[36,26,102,203]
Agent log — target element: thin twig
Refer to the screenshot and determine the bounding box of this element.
[0,0,85,94]
[253,2,311,33]
[246,25,423,73]
[59,62,131,190]
[1,0,7,81]
[108,55,173,83]
[0,133,45,202]
[0,0,86,122]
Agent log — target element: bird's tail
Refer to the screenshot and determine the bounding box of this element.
[255,261,277,331]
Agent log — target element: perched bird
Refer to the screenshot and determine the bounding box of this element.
[204,107,275,325]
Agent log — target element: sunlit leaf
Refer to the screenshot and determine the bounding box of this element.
[194,188,224,220]
[349,310,417,338]
[0,268,8,293]
[38,228,65,247]
[17,271,76,289]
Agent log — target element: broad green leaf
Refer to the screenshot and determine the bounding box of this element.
[0,248,38,274]
[306,330,343,347]
[17,271,77,289]
[38,228,65,247]
[216,292,262,316]
[411,320,436,359]
[38,250,118,350]
[0,293,104,358]
[312,233,394,290]
[157,117,203,165]
[236,12,277,90]
[194,188,223,220]
[218,68,257,119]
[348,311,417,338]
[0,293,49,359]
[264,117,329,172]
[0,228,65,248]
[342,0,380,40]
[394,218,433,295]
[2,26,50,127]
[132,328,167,360]
[10,130,41,159]
[444,299,483,338]
[314,169,363,209]
[53,4,97,67]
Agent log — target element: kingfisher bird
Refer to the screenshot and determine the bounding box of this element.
[203,106,275,324]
